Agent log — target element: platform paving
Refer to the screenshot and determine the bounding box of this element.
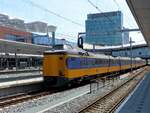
[116,71,150,113]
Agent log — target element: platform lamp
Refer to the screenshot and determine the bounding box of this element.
[15,48,21,71]
[47,25,57,48]
[129,37,135,73]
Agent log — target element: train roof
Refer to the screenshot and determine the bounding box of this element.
[44,48,113,59]
[44,44,87,55]
[89,52,112,59]
[116,56,131,60]
[44,44,144,61]
[134,57,144,61]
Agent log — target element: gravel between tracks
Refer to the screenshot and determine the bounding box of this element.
[0,68,146,113]
[44,77,130,113]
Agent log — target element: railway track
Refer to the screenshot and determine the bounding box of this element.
[79,67,149,113]
[0,91,51,108]
[0,67,148,111]
[0,81,91,109]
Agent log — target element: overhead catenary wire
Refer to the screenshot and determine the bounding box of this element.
[23,0,84,27]
[56,33,77,39]
[56,33,77,42]
[113,0,121,11]
[88,0,139,33]
[87,0,120,29]
[22,0,80,42]
[112,0,132,29]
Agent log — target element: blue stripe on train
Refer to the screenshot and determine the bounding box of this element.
[66,57,126,69]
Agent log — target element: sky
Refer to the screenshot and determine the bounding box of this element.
[0,0,146,44]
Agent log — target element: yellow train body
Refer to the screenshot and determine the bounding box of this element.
[43,52,145,81]
[43,54,66,77]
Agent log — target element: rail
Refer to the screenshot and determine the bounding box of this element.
[79,67,149,113]
[0,91,50,108]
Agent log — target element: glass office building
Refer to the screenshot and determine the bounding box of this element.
[85,11,123,46]
[122,27,129,44]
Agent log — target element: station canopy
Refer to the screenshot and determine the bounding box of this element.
[126,0,150,46]
[0,39,51,55]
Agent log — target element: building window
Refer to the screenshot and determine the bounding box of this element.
[5,34,25,42]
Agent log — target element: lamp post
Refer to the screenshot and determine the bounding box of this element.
[129,37,135,72]
[47,25,57,48]
[15,48,21,71]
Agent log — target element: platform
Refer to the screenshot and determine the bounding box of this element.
[116,71,150,113]
[0,71,43,89]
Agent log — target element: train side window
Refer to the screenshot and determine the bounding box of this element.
[80,58,84,67]
[99,59,101,64]
[109,59,112,65]
[105,60,107,65]
[105,59,108,65]
[101,59,103,63]
[112,60,114,65]
[101,59,103,64]
[96,59,99,65]
[122,61,124,65]
[123,60,125,65]
[92,59,95,66]
[71,57,76,61]
[104,59,107,64]
[113,60,115,65]
[111,60,114,64]
[95,59,98,65]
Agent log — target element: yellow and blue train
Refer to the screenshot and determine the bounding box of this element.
[43,45,146,86]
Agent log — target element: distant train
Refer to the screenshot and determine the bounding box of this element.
[43,45,146,86]
[0,53,43,70]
